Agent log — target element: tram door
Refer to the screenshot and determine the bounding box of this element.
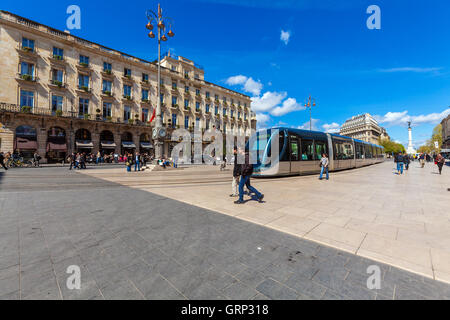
[300,139,316,174]
[289,135,301,174]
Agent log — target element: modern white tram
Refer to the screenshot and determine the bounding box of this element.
[248,127,385,177]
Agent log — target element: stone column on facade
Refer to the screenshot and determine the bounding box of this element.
[37,127,48,163]
[92,132,100,155]
[114,131,121,155]
[133,130,140,154]
[0,121,14,153]
[67,129,75,155]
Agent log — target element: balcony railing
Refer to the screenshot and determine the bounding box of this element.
[17,73,37,82]
[0,102,154,126]
[49,79,66,88]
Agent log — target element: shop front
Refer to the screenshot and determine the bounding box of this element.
[75,128,93,154]
[121,132,135,155]
[139,133,153,155]
[15,125,38,159]
[100,130,116,155]
[46,127,67,163]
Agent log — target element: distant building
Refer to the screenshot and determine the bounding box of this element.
[442,113,450,149]
[340,113,387,144]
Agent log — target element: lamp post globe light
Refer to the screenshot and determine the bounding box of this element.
[146,3,174,160]
[304,96,316,131]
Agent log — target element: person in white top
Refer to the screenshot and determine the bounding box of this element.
[319,153,329,180]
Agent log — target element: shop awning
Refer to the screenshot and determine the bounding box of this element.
[140,142,153,149]
[47,142,67,152]
[101,142,117,149]
[76,141,94,148]
[122,142,136,148]
[16,138,38,150]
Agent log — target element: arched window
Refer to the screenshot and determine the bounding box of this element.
[75,128,91,141]
[16,125,37,139]
[100,130,114,142]
[121,132,133,142]
[140,133,150,142]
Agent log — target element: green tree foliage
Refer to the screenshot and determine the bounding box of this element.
[379,139,406,154]
[417,124,442,153]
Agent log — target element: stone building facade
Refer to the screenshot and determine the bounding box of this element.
[0,11,255,163]
[442,114,450,150]
[340,113,388,144]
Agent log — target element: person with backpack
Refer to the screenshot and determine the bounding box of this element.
[234,148,264,204]
[394,152,404,175]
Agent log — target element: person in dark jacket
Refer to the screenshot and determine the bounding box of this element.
[394,152,404,175]
[403,152,410,171]
[436,153,445,175]
[234,148,264,204]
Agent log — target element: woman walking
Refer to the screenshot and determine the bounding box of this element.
[436,153,445,175]
[319,153,329,180]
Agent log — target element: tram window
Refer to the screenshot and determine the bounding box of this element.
[290,137,300,161]
[301,140,314,161]
[365,145,372,159]
[343,142,354,159]
[315,141,327,160]
[356,144,363,159]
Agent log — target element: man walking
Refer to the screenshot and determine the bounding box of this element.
[234,148,264,204]
[33,151,41,167]
[394,152,404,175]
[404,152,410,171]
[0,152,8,170]
[134,152,141,171]
[419,153,425,168]
[319,153,329,180]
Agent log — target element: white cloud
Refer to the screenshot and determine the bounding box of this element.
[226,74,306,120]
[255,113,270,126]
[322,122,341,133]
[244,78,263,96]
[374,111,409,126]
[297,119,320,131]
[375,108,450,126]
[280,30,291,45]
[411,109,450,125]
[378,67,442,73]
[251,91,287,113]
[270,98,305,116]
[225,75,248,85]
[225,75,263,96]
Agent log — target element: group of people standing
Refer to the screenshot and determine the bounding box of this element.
[125,152,151,172]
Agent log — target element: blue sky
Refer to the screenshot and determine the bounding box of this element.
[3,0,450,147]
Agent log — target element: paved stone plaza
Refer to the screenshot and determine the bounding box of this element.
[0,161,449,300]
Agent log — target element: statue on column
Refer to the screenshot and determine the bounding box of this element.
[407,121,416,154]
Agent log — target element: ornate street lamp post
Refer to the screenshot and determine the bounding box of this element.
[146,4,174,159]
[304,96,316,131]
